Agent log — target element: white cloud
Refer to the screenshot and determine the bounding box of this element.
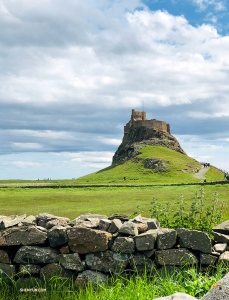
[9,161,42,169]
[192,0,226,11]
[11,142,43,150]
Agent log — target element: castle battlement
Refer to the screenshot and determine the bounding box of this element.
[124,109,170,136]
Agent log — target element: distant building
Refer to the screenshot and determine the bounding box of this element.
[124,109,171,137]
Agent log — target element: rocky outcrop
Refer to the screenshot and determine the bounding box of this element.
[112,129,186,165]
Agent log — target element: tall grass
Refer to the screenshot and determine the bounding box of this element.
[1,264,228,300]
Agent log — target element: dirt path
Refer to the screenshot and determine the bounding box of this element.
[194,166,209,179]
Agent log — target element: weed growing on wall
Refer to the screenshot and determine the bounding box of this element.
[135,188,225,234]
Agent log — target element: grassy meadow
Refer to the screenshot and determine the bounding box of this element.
[76,146,225,184]
[0,184,228,221]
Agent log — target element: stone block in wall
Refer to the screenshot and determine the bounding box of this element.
[130,253,155,273]
[213,243,227,254]
[141,217,160,230]
[143,249,155,258]
[3,226,47,246]
[14,246,60,264]
[85,250,129,273]
[111,237,135,253]
[0,214,26,230]
[177,228,212,254]
[157,228,177,250]
[0,249,10,263]
[212,220,229,235]
[212,232,229,244]
[200,253,218,265]
[0,232,6,246]
[218,251,229,264]
[36,213,70,229]
[119,221,138,236]
[60,245,70,254]
[19,264,41,275]
[67,227,112,254]
[21,215,36,226]
[99,219,111,231]
[136,223,148,234]
[155,248,198,266]
[60,253,84,271]
[70,214,108,228]
[134,229,158,251]
[40,263,73,280]
[46,218,70,230]
[108,219,122,233]
[47,225,68,247]
[75,270,107,288]
[0,263,16,278]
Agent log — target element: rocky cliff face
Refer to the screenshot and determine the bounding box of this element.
[112,125,186,165]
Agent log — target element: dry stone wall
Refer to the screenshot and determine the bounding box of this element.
[1,213,229,297]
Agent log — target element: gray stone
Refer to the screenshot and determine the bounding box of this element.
[0,214,26,229]
[99,219,111,231]
[202,272,229,300]
[142,217,160,229]
[75,270,107,288]
[136,223,148,234]
[154,292,198,300]
[212,220,229,235]
[21,215,36,226]
[86,250,129,273]
[46,218,69,229]
[14,246,60,264]
[157,228,177,249]
[177,228,212,253]
[3,225,47,246]
[0,263,16,278]
[47,225,68,247]
[0,231,6,246]
[108,219,122,233]
[36,213,69,229]
[111,236,135,253]
[19,264,41,275]
[218,251,229,264]
[60,253,84,271]
[134,229,158,251]
[0,249,10,263]
[213,243,227,254]
[130,253,155,272]
[212,231,229,243]
[40,263,72,280]
[155,248,198,266]
[143,249,156,258]
[70,214,108,227]
[67,227,112,254]
[200,253,218,265]
[119,221,138,236]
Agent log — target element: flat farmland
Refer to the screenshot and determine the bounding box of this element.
[0,184,228,221]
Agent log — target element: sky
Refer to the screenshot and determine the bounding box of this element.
[0,0,229,180]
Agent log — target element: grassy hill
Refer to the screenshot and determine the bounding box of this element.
[76,145,224,184]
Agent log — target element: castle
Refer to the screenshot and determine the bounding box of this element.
[124,109,171,137]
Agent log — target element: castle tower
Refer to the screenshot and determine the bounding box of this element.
[131,109,146,121]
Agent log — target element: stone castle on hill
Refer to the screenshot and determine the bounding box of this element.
[123,109,171,139]
[112,109,186,164]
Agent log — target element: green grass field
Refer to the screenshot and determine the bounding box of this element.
[0,184,228,221]
[75,146,224,184]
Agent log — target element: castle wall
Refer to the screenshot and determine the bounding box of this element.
[124,109,170,136]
